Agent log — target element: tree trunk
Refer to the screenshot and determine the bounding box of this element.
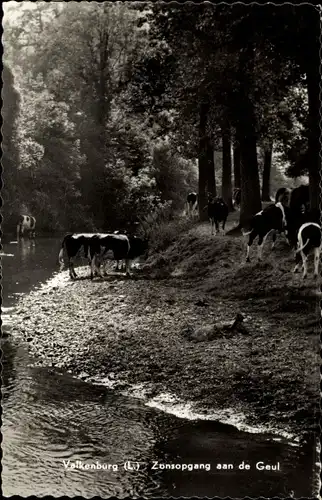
[206,139,217,197]
[305,20,320,212]
[233,141,241,189]
[261,141,273,202]
[222,123,233,211]
[236,40,261,228]
[198,99,210,221]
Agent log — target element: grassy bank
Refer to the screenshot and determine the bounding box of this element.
[9,218,320,440]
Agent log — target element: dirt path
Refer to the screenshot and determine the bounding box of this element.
[9,220,320,441]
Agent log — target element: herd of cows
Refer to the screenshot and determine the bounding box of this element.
[186,184,321,278]
[15,183,321,280]
[58,232,149,279]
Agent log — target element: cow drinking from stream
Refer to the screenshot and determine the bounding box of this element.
[17,215,36,239]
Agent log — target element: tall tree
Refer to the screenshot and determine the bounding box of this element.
[261,141,273,201]
[233,141,241,189]
[221,121,233,210]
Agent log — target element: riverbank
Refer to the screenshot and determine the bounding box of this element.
[8,221,320,442]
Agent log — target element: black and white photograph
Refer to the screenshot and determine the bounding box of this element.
[1,2,321,497]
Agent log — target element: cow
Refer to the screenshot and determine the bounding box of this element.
[243,202,287,262]
[59,233,98,279]
[206,195,229,236]
[232,188,241,210]
[89,233,148,279]
[292,222,321,279]
[271,188,291,249]
[17,215,36,239]
[286,207,320,249]
[186,192,198,217]
[289,184,310,215]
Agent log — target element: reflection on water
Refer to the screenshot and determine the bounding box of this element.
[2,341,161,498]
[2,339,318,498]
[1,238,319,497]
[1,238,63,308]
[18,237,36,263]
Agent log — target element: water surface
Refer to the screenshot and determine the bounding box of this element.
[1,238,318,497]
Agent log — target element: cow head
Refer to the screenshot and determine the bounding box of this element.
[275,187,290,207]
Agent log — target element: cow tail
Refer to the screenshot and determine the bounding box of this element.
[295,239,310,254]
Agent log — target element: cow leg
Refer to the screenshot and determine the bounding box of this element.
[59,255,65,272]
[125,259,131,277]
[258,232,269,261]
[246,231,257,262]
[90,257,97,280]
[257,236,264,261]
[293,253,302,274]
[313,247,320,278]
[222,218,226,232]
[103,259,109,276]
[215,220,220,235]
[271,231,277,249]
[211,219,214,236]
[258,230,273,261]
[96,257,104,278]
[281,232,289,246]
[301,251,308,279]
[69,258,77,279]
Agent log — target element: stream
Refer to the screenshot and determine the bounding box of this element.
[1,237,318,497]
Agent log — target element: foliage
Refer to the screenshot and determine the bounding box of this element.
[2,3,320,232]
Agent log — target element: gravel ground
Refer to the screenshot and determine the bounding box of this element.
[9,221,320,441]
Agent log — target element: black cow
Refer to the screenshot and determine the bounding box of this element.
[243,202,287,262]
[17,215,36,239]
[89,234,149,279]
[284,184,311,247]
[89,234,130,278]
[232,188,241,210]
[186,192,198,217]
[207,195,229,236]
[112,231,148,271]
[293,222,321,278]
[290,184,310,214]
[59,233,97,279]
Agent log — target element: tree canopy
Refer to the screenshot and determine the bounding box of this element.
[2,3,320,233]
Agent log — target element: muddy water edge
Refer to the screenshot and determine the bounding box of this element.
[1,237,320,497]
